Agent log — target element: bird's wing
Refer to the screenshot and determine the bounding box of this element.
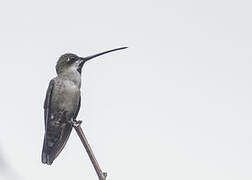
[42,79,73,165]
[44,80,54,129]
[42,121,72,165]
[74,95,81,120]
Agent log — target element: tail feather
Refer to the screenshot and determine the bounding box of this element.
[41,124,72,165]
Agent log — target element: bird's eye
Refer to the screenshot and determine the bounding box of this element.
[67,57,76,63]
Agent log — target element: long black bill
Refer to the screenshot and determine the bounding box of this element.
[80,47,128,62]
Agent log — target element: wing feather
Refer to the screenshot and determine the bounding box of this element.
[74,95,81,120]
[44,80,54,129]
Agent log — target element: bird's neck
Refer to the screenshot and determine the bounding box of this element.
[59,70,82,88]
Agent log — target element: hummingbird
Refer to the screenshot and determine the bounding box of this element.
[42,47,128,165]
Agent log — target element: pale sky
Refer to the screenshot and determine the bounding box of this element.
[0,0,252,180]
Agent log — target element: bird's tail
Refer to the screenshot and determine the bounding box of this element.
[41,124,72,165]
[41,134,54,165]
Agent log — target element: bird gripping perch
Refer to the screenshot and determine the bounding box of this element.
[72,120,107,180]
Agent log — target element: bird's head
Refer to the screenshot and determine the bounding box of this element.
[56,53,82,74]
[56,47,128,75]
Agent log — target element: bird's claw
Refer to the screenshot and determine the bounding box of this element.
[71,120,82,127]
[103,172,108,178]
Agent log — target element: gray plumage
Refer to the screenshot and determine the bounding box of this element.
[42,47,127,165]
[42,53,82,165]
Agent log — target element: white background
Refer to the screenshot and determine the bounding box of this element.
[0,0,252,179]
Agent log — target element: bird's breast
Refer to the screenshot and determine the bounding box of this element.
[52,79,80,116]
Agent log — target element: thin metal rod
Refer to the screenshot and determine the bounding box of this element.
[73,121,107,180]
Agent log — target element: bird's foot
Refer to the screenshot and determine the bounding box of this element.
[71,119,82,127]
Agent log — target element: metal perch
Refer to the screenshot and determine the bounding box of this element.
[72,120,107,180]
